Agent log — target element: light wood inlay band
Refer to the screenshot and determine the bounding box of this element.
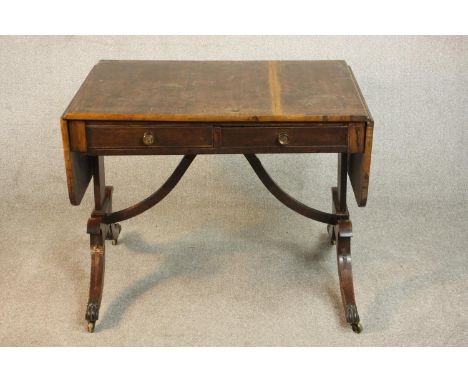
[268,61,283,115]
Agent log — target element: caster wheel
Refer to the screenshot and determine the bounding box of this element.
[111,223,121,245]
[87,321,95,333]
[351,323,363,333]
[327,224,336,245]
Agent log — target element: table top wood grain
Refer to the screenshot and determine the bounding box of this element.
[61,60,373,208]
[63,60,371,123]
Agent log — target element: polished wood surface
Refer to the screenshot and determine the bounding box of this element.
[221,124,348,149]
[63,60,370,122]
[87,123,214,149]
[60,118,91,205]
[85,122,355,155]
[60,60,374,333]
[61,60,374,206]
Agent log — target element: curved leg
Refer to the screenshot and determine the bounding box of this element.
[85,219,105,333]
[103,155,196,224]
[244,154,338,225]
[336,220,362,333]
[106,223,121,245]
[98,186,122,245]
[328,186,337,245]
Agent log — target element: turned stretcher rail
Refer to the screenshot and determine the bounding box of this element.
[244,154,338,225]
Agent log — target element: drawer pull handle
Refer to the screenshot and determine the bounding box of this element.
[278,132,289,145]
[142,131,155,145]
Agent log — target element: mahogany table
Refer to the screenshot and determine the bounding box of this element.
[60,60,374,333]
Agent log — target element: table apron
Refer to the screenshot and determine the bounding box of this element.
[77,122,361,155]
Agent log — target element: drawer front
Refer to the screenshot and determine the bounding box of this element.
[220,126,348,149]
[87,124,213,149]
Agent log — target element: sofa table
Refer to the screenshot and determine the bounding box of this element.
[60,60,374,333]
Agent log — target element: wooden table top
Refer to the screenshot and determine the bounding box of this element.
[61,60,374,208]
[63,60,371,123]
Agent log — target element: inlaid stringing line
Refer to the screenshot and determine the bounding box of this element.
[268,61,283,115]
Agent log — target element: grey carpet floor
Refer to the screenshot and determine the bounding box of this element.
[0,162,466,346]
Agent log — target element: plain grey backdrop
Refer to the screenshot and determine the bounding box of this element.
[0,36,466,346]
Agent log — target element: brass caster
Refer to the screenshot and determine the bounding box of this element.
[87,321,95,333]
[111,223,121,245]
[351,323,363,334]
[327,224,336,245]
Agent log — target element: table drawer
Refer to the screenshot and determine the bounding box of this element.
[220,125,348,149]
[86,123,213,149]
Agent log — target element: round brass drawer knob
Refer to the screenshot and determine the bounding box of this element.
[278,132,289,145]
[142,131,155,145]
